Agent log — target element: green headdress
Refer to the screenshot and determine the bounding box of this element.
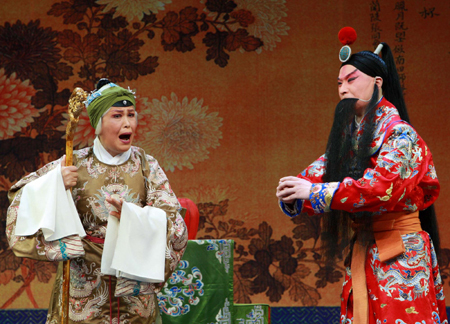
[85,82,136,129]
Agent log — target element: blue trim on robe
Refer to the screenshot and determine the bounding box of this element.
[280,199,303,217]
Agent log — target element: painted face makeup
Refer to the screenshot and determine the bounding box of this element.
[337,65,377,112]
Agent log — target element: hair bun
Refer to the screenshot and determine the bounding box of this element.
[96,78,111,90]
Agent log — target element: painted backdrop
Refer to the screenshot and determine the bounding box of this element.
[0,0,449,310]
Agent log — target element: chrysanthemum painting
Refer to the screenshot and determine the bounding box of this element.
[0,20,62,83]
[136,93,223,172]
[135,95,154,143]
[238,0,290,53]
[201,0,290,53]
[0,69,39,139]
[96,0,171,21]
[57,109,95,148]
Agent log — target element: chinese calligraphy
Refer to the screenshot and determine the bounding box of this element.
[419,7,440,19]
[394,1,408,94]
[370,0,382,48]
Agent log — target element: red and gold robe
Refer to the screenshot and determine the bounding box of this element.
[281,98,447,324]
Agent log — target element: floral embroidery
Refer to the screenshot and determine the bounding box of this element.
[71,181,88,206]
[74,147,90,159]
[86,184,141,222]
[78,156,107,178]
[120,147,141,177]
[107,167,122,182]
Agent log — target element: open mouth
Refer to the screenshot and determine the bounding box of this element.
[119,133,132,142]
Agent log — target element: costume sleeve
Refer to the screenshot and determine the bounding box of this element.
[308,123,440,214]
[143,154,188,289]
[6,159,85,262]
[279,154,327,217]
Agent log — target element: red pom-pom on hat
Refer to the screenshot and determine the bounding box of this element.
[338,27,357,46]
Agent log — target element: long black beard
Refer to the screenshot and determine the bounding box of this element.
[321,85,379,264]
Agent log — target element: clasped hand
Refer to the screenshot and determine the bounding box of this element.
[276,176,312,204]
[61,155,78,190]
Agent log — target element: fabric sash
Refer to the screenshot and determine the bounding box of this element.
[85,234,105,244]
[351,211,421,324]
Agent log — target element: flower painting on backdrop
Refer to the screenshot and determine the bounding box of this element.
[1,0,450,313]
[0,0,266,309]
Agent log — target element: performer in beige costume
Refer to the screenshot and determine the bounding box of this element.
[6,79,188,324]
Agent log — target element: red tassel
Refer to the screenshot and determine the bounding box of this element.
[338,27,357,45]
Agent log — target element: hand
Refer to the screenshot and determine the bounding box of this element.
[276,176,312,203]
[106,196,123,220]
[61,155,78,190]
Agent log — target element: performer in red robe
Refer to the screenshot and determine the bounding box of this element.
[276,30,447,324]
